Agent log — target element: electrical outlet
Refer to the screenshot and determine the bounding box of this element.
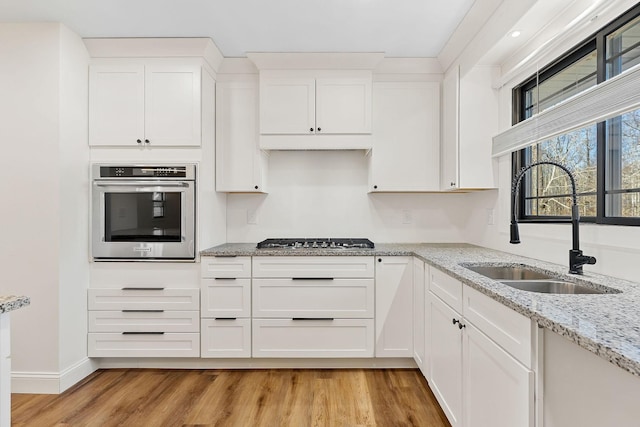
[486,208,495,225]
[402,209,413,224]
[247,209,258,224]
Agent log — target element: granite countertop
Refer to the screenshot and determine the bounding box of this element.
[0,295,30,314]
[201,242,640,377]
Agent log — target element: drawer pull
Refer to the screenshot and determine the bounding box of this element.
[214,277,237,280]
[292,318,335,321]
[122,332,165,335]
[122,310,164,313]
[215,317,237,320]
[121,287,165,291]
[292,277,334,281]
[214,255,237,258]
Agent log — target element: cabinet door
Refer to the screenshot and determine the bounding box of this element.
[429,294,463,427]
[216,80,266,192]
[144,64,201,146]
[464,322,534,427]
[260,77,315,134]
[316,77,372,134]
[89,64,145,146]
[370,82,440,192]
[375,257,413,357]
[413,258,426,371]
[441,65,460,190]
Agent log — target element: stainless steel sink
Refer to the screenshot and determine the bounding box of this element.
[499,280,605,294]
[465,265,553,281]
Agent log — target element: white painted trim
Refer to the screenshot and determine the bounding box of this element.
[247,52,385,70]
[12,358,98,395]
[94,357,417,370]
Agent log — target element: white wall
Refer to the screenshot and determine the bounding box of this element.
[465,1,640,283]
[227,150,471,243]
[0,23,91,393]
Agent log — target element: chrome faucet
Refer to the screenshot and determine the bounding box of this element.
[510,160,596,274]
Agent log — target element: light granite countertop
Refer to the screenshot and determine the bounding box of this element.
[201,242,640,377]
[0,295,30,314]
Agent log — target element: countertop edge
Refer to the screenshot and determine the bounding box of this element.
[0,296,31,314]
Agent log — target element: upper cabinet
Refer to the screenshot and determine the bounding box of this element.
[441,65,499,190]
[368,81,440,192]
[89,60,202,147]
[258,70,373,149]
[215,77,268,193]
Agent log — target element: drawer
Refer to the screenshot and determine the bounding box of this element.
[252,256,374,278]
[201,318,251,358]
[252,318,374,358]
[88,333,199,357]
[201,279,251,318]
[463,284,533,367]
[201,256,251,278]
[253,278,374,318]
[88,288,199,311]
[430,268,463,313]
[88,311,199,333]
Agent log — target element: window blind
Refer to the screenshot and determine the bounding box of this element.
[492,62,640,157]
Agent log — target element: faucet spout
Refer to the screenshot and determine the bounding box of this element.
[510,160,596,275]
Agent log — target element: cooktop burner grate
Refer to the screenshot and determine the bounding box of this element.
[257,238,374,249]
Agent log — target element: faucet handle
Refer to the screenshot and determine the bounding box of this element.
[569,249,597,274]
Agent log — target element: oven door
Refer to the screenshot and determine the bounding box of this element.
[92,180,195,260]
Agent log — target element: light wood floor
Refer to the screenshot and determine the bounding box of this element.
[12,368,450,426]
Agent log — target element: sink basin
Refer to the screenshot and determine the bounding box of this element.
[466,265,553,281]
[500,280,605,294]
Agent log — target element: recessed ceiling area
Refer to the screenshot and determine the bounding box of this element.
[0,0,476,57]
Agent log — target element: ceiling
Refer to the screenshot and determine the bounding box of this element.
[0,0,476,58]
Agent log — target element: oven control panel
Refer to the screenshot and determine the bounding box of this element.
[94,164,196,180]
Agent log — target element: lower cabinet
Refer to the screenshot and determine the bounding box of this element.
[252,318,375,358]
[88,287,200,357]
[251,256,375,358]
[429,293,463,426]
[428,268,535,427]
[412,257,427,374]
[201,318,251,358]
[464,322,534,427]
[375,256,413,357]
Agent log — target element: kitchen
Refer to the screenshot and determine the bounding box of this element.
[1,0,640,426]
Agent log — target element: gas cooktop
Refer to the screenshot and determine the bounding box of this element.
[257,238,374,250]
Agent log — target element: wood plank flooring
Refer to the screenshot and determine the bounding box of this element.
[12,368,450,426]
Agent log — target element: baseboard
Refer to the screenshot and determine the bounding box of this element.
[95,357,418,370]
[12,358,98,394]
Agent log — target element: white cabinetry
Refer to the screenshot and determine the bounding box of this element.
[87,287,200,357]
[441,65,499,190]
[251,256,375,358]
[200,256,252,358]
[375,256,413,357]
[369,82,440,192]
[215,78,268,192]
[259,70,373,149]
[428,268,535,427]
[412,258,427,375]
[0,314,10,427]
[89,60,202,147]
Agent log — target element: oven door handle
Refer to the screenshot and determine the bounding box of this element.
[94,181,190,188]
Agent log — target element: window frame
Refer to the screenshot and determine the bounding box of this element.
[513,3,640,226]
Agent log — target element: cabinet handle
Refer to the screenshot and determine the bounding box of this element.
[136,139,142,144]
[215,317,237,320]
[458,322,466,330]
[450,182,456,187]
[214,277,237,280]
[121,287,165,291]
[452,318,459,326]
[378,258,382,262]
[310,127,314,132]
[214,255,237,258]
[292,318,334,321]
[254,185,259,190]
[373,185,378,190]
[122,332,165,335]
[122,310,164,313]
[144,139,150,144]
[292,277,334,281]
[317,127,321,132]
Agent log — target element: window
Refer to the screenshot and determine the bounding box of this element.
[514,5,640,225]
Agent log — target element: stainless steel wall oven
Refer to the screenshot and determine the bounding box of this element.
[92,164,196,261]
